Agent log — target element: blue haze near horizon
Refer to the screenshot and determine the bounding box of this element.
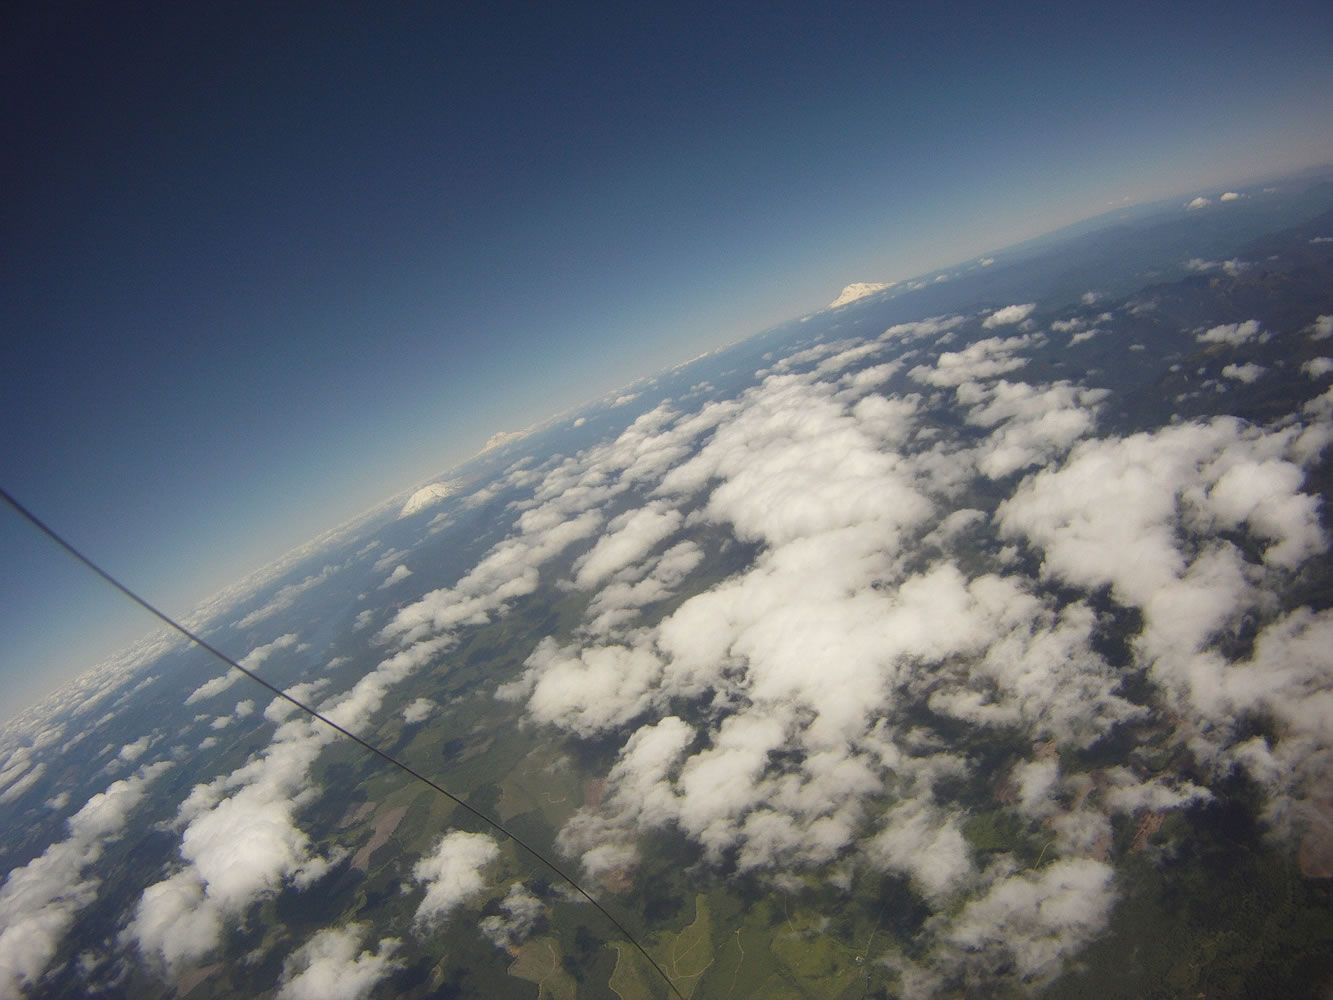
[2,0,1331,714]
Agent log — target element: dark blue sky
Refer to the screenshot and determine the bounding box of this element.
[2,0,1331,713]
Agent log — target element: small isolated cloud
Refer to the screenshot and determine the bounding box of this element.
[610,392,640,408]
[118,735,151,762]
[411,831,498,929]
[982,303,1036,328]
[1185,196,1211,210]
[1302,357,1333,378]
[371,548,406,574]
[277,924,401,1000]
[1309,315,1333,340]
[978,257,995,267]
[1080,291,1101,305]
[480,884,545,950]
[1196,319,1263,347]
[1068,329,1099,346]
[1220,191,1242,202]
[573,416,587,428]
[235,699,255,719]
[1185,258,1250,276]
[44,791,70,811]
[402,698,435,724]
[1221,362,1266,383]
[378,564,413,590]
[184,673,242,706]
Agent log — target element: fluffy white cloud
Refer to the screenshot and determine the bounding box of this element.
[264,679,330,724]
[479,884,545,950]
[1185,196,1211,210]
[999,419,1321,608]
[572,503,682,589]
[0,762,172,995]
[380,490,606,645]
[909,335,1035,386]
[1302,357,1333,378]
[501,639,664,736]
[959,379,1109,478]
[411,831,499,929]
[184,673,242,706]
[879,315,966,342]
[128,715,335,973]
[377,564,413,589]
[982,303,1036,328]
[580,540,704,637]
[277,924,401,1000]
[131,637,447,974]
[1196,319,1263,346]
[997,414,1332,815]
[1221,362,1266,383]
[932,860,1117,986]
[402,698,435,724]
[501,355,1157,893]
[1220,191,1242,201]
[866,798,973,898]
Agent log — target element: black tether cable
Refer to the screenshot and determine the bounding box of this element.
[1,486,684,1000]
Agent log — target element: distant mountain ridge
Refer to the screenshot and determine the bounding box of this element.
[398,482,456,517]
[829,281,893,308]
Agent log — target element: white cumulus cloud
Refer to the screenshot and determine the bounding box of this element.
[411,831,499,929]
[277,924,401,1000]
[982,303,1036,328]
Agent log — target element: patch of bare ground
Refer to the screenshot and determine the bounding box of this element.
[1129,810,1166,852]
[177,963,221,995]
[337,800,375,829]
[1299,798,1333,878]
[351,805,408,872]
[583,778,605,810]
